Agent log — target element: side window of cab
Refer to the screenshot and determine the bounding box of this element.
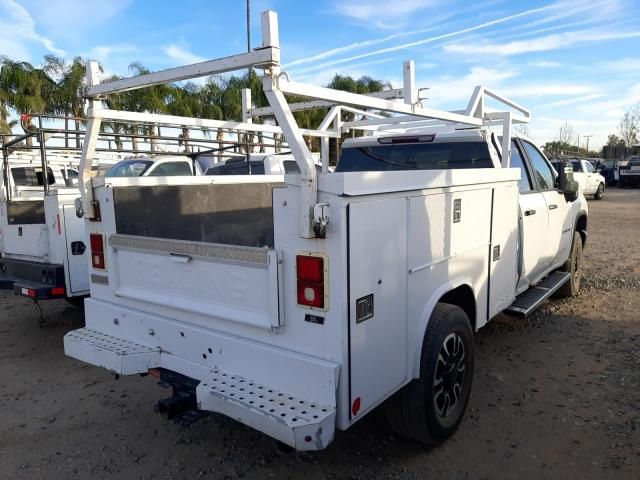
[509,140,533,193]
[521,141,556,191]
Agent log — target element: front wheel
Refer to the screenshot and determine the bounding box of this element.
[594,183,604,200]
[555,232,583,298]
[386,303,474,446]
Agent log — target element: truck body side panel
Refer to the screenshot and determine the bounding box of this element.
[62,204,90,294]
[487,185,519,319]
[348,197,408,419]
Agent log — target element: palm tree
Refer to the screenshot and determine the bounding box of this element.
[43,56,87,148]
[0,58,56,146]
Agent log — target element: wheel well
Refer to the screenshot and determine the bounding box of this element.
[576,214,587,246]
[439,285,476,331]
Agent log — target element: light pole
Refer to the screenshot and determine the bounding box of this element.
[246,0,251,53]
[584,134,593,157]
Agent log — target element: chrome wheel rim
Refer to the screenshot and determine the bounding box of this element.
[433,333,466,419]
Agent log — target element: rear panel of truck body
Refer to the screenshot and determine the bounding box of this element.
[67,168,519,446]
[0,189,90,296]
[0,199,48,261]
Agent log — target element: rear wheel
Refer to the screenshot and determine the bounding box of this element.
[386,303,474,446]
[555,232,583,298]
[594,183,604,200]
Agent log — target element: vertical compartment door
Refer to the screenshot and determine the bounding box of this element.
[63,205,90,294]
[349,197,407,419]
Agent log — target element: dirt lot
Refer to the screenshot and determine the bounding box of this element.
[1,188,639,480]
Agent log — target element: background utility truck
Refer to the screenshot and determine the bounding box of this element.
[64,11,586,450]
[0,119,122,305]
[1,115,235,308]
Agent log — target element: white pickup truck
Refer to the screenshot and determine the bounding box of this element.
[105,155,201,178]
[551,158,605,199]
[204,153,321,176]
[64,11,587,451]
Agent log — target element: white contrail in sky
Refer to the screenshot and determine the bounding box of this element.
[286,0,608,74]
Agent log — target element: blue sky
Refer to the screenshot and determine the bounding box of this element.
[1,0,639,149]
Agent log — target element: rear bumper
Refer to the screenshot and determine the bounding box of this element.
[619,173,640,185]
[64,298,340,450]
[0,257,66,299]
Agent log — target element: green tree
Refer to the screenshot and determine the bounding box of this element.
[0,58,57,146]
[43,55,87,148]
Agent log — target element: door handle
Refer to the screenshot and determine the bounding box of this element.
[548,204,558,210]
[524,209,536,216]
[169,253,192,263]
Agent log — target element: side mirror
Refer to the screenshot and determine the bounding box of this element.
[557,165,579,202]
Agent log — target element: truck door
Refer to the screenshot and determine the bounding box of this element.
[519,141,572,272]
[510,141,551,291]
[63,204,90,294]
[583,161,598,193]
[348,197,407,418]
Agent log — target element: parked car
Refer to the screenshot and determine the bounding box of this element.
[619,156,640,187]
[551,158,605,200]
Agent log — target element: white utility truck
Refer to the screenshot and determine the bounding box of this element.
[64,11,587,450]
[0,127,120,303]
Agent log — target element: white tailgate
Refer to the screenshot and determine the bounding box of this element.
[109,235,282,330]
[2,224,48,260]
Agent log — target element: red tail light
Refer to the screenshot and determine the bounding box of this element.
[296,254,327,309]
[51,287,65,296]
[90,233,106,270]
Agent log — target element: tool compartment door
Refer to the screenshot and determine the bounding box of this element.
[348,197,407,418]
[63,205,90,294]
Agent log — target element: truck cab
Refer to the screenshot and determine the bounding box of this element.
[105,155,200,178]
[204,154,322,176]
[339,133,587,298]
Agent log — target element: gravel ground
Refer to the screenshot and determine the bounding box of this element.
[1,188,638,480]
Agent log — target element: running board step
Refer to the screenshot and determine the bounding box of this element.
[196,368,336,451]
[64,327,161,375]
[504,271,571,318]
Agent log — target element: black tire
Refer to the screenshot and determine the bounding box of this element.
[555,232,583,298]
[386,303,474,446]
[594,183,604,200]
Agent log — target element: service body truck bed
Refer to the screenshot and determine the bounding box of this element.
[0,189,91,299]
[64,11,587,451]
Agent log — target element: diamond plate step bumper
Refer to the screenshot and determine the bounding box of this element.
[196,368,336,451]
[64,328,161,374]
